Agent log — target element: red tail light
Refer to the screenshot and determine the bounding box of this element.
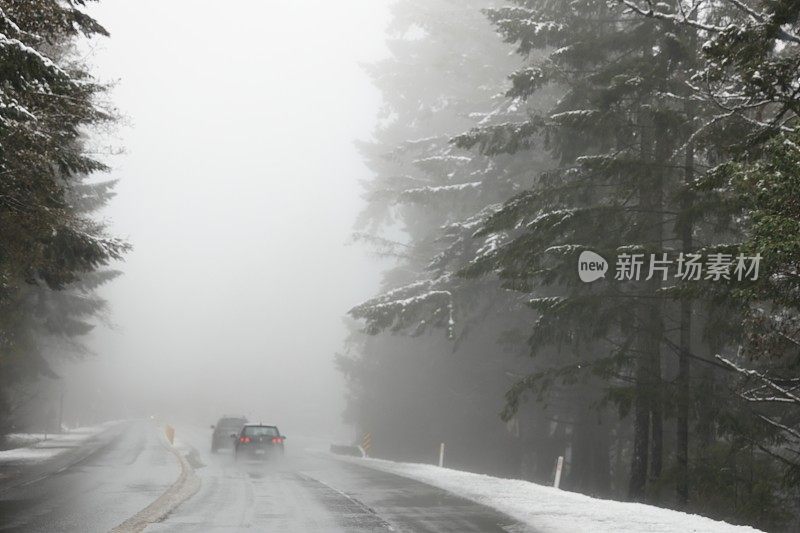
[272,437,283,444]
[239,436,251,443]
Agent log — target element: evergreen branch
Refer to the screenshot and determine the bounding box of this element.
[615,0,728,34]
[716,354,800,404]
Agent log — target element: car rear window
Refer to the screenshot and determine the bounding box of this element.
[219,418,246,428]
[243,426,279,437]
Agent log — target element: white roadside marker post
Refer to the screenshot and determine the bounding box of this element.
[554,455,564,488]
[438,443,445,467]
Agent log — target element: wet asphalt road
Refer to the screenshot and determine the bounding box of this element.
[0,422,532,532]
[149,425,531,532]
[0,421,178,532]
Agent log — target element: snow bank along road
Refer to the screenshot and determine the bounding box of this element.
[339,457,764,533]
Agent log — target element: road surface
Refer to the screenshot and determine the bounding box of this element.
[0,421,178,532]
[0,421,533,532]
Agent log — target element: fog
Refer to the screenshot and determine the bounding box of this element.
[3,0,800,530]
[63,0,391,440]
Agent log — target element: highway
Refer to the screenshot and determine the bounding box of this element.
[0,421,177,532]
[0,421,532,532]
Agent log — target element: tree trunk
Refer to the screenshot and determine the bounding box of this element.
[572,408,611,496]
[676,119,695,507]
[645,285,664,500]
[630,107,660,501]
[629,375,650,500]
[650,354,663,480]
[592,415,612,495]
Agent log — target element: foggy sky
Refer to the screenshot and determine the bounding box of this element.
[66,0,391,439]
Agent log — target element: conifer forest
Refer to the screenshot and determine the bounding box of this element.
[1,1,799,532]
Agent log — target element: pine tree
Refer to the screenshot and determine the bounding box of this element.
[621,0,800,490]
[343,0,557,477]
[452,0,765,505]
[348,0,798,524]
[0,0,127,429]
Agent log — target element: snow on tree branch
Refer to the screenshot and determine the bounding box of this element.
[615,0,800,45]
[716,354,800,405]
[350,278,456,339]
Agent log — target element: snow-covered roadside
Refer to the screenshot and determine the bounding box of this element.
[0,422,119,463]
[335,455,764,533]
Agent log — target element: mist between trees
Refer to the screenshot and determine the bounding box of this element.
[1,0,799,531]
[339,1,800,531]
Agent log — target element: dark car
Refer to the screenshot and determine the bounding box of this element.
[210,416,248,453]
[234,424,285,460]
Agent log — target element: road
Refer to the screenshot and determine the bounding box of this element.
[0,421,533,532]
[0,421,178,532]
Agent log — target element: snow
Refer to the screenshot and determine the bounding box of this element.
[784,137,800,152]
[0,423,115,463]
[550,109,599,121]
[0,446,63,462]
[0,33,67,78]
[337,456,764,533]
[357,279,434,306]
[361,290,453,316]
[519,20,564,36]
[526,208,578,230]
[413,155,472,166]
[475,232,505,260]
[0,9,22,35]
[399,182,482,200]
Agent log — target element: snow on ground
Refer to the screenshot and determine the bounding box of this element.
[337,455,764,533]
[0,422,117,463]
[0,446,66,462]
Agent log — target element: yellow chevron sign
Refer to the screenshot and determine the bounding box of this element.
[361,432,372,456]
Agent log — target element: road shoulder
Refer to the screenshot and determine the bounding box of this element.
[111,427,201,533]
[0,421,126,494]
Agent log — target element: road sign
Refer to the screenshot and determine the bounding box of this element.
[361,432,372,456]
[165,425,175,445]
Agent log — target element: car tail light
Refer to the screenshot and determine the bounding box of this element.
[239,436,251,443]
[272,437,283,444]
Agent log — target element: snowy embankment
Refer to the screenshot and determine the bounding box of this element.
[338,455,764,533]
[0,422,117,463]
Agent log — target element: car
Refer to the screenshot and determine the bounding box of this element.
[210,416,248,453]
[233,423,286,460]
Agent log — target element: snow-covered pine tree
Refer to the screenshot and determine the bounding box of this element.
[352,0,545,337]
[452,0,779,508]
[342,0,558,477]
[643,0,800,511]
[348,0,797,523]
[619,0,800,501]
[0,0,127,430]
